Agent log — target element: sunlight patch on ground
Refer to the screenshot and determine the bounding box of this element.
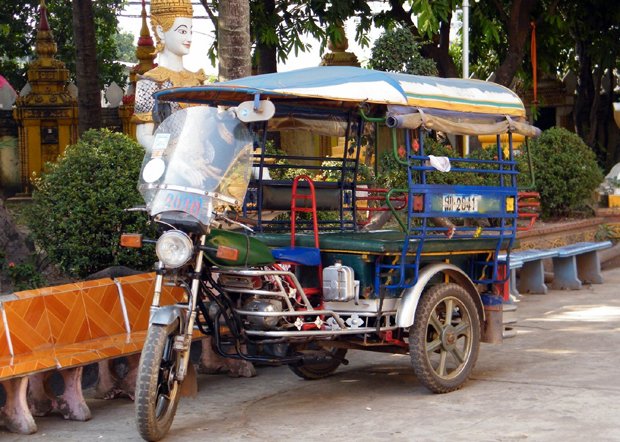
[524,348,576,355]
[537,306,620,322]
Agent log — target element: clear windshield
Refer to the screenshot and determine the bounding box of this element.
[138,106,253,225]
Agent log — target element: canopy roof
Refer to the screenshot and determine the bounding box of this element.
[154,66,539,136]
[155,66,526,118]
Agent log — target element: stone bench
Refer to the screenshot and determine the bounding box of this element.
[505,249,559,295]
[550,241,612,290]
[501,241,612,296]
[0,273,186,434]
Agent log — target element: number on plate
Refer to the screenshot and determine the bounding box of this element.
[442,194,480,213]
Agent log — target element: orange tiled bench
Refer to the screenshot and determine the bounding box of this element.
[0,273,186,434]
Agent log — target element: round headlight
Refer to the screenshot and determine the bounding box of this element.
[156,230,193,268]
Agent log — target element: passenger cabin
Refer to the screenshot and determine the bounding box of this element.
[154,66,539,296]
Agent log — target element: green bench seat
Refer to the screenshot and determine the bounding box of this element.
[253,230,512,255]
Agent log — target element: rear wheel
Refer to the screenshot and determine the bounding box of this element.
[288,342,347,380]
[135,320,183,441]
[409,283,480,393]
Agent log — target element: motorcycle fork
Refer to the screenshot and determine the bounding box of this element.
[176,234,206,381]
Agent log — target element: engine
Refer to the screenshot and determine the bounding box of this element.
[242,297,283,330]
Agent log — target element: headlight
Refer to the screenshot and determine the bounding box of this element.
[156,230,193,268]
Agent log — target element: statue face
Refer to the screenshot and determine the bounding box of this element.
[161,17,193,56]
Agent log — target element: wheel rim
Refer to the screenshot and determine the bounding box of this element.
[423,296,474,380]
[154,334,181,422]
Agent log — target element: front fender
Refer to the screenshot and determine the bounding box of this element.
[396,263,483,328]
[149,305,187,328]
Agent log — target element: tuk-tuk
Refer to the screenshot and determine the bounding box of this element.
[125,66,539,441]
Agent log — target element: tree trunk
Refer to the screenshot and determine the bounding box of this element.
[255,43,278,75]
[493,0,536,87]
[574,40,594,141]
[254,0,278,74]
[433,16,458,78]
[71,0,101,134]
[587,66,602,147]
[218,0,251,81]
[603,73,617,170]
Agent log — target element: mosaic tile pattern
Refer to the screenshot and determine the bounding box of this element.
[0,273,188,380]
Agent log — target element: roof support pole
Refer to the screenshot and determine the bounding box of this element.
[462,0,470,155]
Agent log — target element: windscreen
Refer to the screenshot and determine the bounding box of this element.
[138,106,253,225]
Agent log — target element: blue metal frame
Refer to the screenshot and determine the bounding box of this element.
[375,129,518,291]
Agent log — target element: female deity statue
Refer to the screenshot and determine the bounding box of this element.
[133,0,206,149]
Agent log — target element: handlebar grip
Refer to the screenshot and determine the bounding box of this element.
[226,213,258,226]
[234,215,258,226]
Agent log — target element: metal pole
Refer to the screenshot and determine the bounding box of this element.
[462,0,470,155]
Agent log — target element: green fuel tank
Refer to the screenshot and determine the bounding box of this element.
[203,229,275,267]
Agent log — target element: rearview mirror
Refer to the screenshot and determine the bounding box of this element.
[235,100,275,123]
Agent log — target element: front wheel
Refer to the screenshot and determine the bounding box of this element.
[409,283,481,393]
[135,320,184,441]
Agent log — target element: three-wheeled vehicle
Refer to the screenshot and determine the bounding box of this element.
[123,66,540,441]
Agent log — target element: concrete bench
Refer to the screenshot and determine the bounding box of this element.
[508,249,559,295]
[551,241,612,290]
[501,241,613,296]
[0,273,186,434]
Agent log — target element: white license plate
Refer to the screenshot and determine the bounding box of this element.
[442,194,480,212]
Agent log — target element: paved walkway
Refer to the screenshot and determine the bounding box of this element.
[3,268,620,441]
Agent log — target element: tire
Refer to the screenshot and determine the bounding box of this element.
[135,320,183,441]
[288,342,347,380]
[409,283,481,393]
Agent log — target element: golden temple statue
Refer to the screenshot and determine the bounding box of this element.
[132,0,206,149]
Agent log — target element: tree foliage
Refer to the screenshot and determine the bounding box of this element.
[468,0,619,167]
[114,31,136,63]
[466,0,540,86]
[368,27,438,76]
[200,0,372,74]
[557,0,620,168]
[0,0,127,91]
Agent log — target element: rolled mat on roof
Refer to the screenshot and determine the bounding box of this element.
[385,110,541,138]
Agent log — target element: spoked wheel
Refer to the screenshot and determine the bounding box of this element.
[135,320,184,441]
[409,283,481,393]
[288,342,347,380]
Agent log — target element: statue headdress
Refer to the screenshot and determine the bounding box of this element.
[150,0,193,54]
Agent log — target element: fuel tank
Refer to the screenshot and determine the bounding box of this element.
[204,229,275,267]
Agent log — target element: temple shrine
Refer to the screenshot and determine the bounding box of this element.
[12,0,77,193]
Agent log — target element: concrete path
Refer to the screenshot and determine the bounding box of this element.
[3,268,620,441]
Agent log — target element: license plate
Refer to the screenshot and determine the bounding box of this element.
[442,194,480,213]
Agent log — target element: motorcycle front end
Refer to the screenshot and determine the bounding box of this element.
[121,103,272,441]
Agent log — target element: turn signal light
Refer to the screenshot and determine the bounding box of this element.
[120,233,143,248]
[506,197,515,212]
[216,245,239,261]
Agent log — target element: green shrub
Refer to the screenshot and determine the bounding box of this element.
[528,127,603,218]
[26,129,155,278]
[4,260,45,291]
